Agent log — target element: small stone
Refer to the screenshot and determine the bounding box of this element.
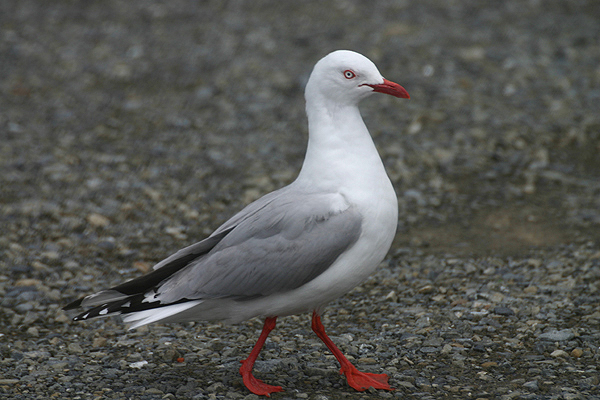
[14,278,41,287]
[41,250,60,261]
[15,303,33,313]
[144,388,164,395]
[385,290,397,302]
[523,286,538,294]
[415,376,431,387]
[206,382,226,393]
[493,306,515,316]
[162,348,182,362]
[92,337,107,348]
[87,213,110,227]
[165,226,187,240]
[550,349,569,358]
[357,357,377,364]
[538,329,575,341]
[51,362,68,371]
[571,348,583,358]
[68,342,84,354]
[523,380,539,391]
[420,346,439,354]
[24,350,50,359]
[54,311,69,323]
[129,360,148,369]
[26,327,39,337]
[490,292,505,303]
[31,261,50,271]
[397,381,415,389]
[483,267,495,275]
[407,119,422,135]
[432,294,446,302]
[481,361,498,369]
[418,285,435,294]
[460,46,485,61]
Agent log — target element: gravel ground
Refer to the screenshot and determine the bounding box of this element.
[1,1,600,399]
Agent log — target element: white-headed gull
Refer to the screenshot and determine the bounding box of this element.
[65,50,409,396]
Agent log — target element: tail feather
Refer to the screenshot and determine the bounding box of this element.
[63,229,232,327]
[64,289,129,311]
[72,297,133,321]
[123,300,204,329]
[71,290,203,329]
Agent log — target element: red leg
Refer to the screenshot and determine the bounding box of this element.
[311,311,393,392]
[239,317,284,396]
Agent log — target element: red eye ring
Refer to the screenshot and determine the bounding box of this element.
[343,70,356,79]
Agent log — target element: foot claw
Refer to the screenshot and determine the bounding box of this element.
[240,363,283,396]
[341,367,393,391]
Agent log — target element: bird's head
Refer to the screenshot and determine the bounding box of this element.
[305,50,409,106]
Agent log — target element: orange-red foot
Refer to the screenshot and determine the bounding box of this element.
[341,365,393,391]
[240,362,283,397]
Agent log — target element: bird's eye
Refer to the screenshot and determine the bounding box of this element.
[343,70,356,79]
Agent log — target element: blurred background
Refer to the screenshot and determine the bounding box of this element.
[1,1,599,398]
[2,1,598,258]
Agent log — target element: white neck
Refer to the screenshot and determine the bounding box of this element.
[295,93,389,193]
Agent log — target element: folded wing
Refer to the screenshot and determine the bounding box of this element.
[64,188,362,325]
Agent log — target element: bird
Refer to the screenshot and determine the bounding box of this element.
[64,49,410,396]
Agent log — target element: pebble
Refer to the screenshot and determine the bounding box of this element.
[129,360,149,369]
[92,337,107,348]
[418,285,435,294]
[523,286,538,294]
[550,350,569,358]
[26,327,39,337]
[87,213,110,227]
[571,348,583,358]
[481,362,498,369]
[14,279,42,287]
[538,329,575,342]
[68,343,84,354]
[493,306,515,316]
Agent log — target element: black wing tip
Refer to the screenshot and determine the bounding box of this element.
[70,301,120,321]
[61,230,229,315]
[64,297,125,321]
[72,312,87,321]
[63,297,84,311]
[67,295,174,322]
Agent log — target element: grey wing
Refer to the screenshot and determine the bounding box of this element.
[151,187,285,271]
[155,191,362,303]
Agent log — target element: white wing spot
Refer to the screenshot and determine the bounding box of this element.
[142,291,159,303]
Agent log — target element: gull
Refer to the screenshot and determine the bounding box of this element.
[64,50,409,396]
